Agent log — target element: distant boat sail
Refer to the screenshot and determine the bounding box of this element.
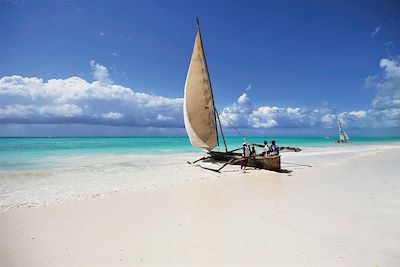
[337,119,350,143]
[183,20,218,151]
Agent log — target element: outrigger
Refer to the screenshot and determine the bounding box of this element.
[183,18,286,172]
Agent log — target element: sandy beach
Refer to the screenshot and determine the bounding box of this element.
[2,0,400,265]
[1,146,400,266]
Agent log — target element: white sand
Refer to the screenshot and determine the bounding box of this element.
[1,147,400,266]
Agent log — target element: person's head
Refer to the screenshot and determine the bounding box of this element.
[242,142,247,147]
[264,140,268,145]
[272,140,276,145]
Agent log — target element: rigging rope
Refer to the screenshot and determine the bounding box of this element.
[216,110,311,169]
[216,109,253,144]
[281,161,312,167]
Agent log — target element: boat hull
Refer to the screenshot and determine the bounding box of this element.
[209,151,281,172]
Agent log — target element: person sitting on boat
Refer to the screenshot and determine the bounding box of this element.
[269,140,279,156]
[241,142,250,170]
[262,140,270,156]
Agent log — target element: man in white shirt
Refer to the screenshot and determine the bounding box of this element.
[241,142,250,170]
[263,140,270,156]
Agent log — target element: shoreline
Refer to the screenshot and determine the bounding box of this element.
[1,147,400,265]
[1,143,400,211]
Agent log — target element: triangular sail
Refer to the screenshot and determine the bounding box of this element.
[338,120,350,142]
[183,27,218,151]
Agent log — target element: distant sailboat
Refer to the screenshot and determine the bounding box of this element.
[183,18,281,172]
[337,119,350,143]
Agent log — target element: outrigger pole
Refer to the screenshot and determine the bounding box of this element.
[196,17,228,152]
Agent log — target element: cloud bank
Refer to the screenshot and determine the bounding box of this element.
[1,57,399,135]
[0,61,183,127]
[220,56,400,130]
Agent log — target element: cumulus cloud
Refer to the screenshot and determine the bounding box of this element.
[90,60,111,84]
[1,57,399,133]
[237,93,250,105]
[102,112,123,120]
[0,61,183,127]
[343,56,400,129]
[219,57,400,130]
[321,113,336,126]
[157,114,175,121]
[219,93,253,128]
[220,93,333,129]
[371,57,400,110]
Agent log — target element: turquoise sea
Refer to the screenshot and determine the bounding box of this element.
[1,136,400,172]
[1,136,400,209]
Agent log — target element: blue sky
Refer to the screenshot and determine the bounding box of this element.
[1,0,399,136]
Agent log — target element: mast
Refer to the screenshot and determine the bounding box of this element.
[196,17,228,152]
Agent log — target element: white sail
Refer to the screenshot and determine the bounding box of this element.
[338,120,350,142]
[183,28,218,151]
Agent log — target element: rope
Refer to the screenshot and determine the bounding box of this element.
[216,110,312,169]
[281,161,312,168]
[217,110,252,144]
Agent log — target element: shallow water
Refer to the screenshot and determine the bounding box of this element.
[1,137,399,210]
[1,137,399,172]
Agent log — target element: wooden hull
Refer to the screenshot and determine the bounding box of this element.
[209,151,281,172]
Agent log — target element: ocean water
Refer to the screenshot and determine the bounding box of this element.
[1,136,400,172]
[1,136,400,210]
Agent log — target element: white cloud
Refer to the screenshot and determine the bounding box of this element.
[250,106,278,128]
[321,114,336,127]
[0,105,35,119]
[348,110,367,117]
[371,57,400,110]
[220,94,328,129]
[219,56,400,130]
[39,104,83,117]
[0,104,83,122]
[337,109,399,129]
[102,112,124,120]
[370,26,381,38]
[237,93,250,105]
[99,32,105,37]
[1,56,399,132]
[220,93,253,128]
[157,114,175,121]
[0,61,183,127]
[90,60,111,84]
